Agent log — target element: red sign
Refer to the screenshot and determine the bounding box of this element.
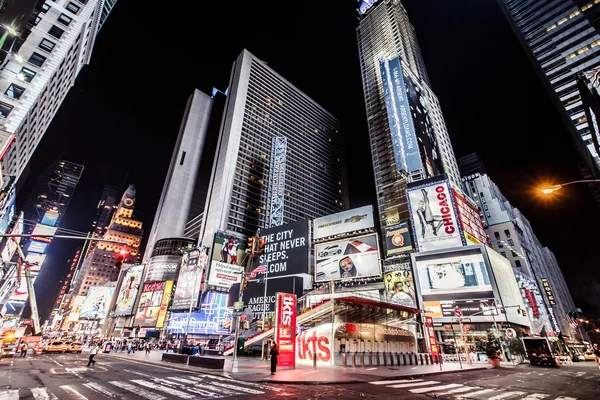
[425,316,439,356]
[454,307,463,318]
[275,292,297,368]
[453,189,488,245]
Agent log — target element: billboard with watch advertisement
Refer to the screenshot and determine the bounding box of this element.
[314,234,381,283]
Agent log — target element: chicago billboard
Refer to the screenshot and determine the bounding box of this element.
[274,293,296,368]
[171,248,208,310]
[259,219,310,277]
[313,206,374,240]
[314,234,381,283]
[383,222,412,256]
[407,177,463,252]
[134,281,166,327]
[114,264,145,316]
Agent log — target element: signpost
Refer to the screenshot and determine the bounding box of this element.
[454,307,471,365]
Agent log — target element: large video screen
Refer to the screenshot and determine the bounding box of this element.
[167,291,233,335]
[114,264,145,316]
[314,234,381,282]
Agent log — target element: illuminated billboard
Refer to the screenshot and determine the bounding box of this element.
[114,264,145,316]
[358,0,378,15]
[314,234,381,282]
[313,206,374,240]
[24,253,46,276]
[258,219,310,278]
[32,224,57,243]
[27,241,48,254]
[172,248,208,310]
[453,189,488,245]
[208,231,246,289]
[134,281,165,327]
[41,212,59,227]
[383,222,412,256]
[167,291,233,335]
[383,263,417,308]
[79,286,115,319]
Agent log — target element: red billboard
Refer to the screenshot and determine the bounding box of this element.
[275,292,296,368]
[425,316,439,356]
[453,189,488,245]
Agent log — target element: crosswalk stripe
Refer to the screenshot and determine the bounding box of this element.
[436,386,481,395]
[210,382,264,395]
[31,387,58,400]
[456,388,496,398]
[554,397,577,400]
[521,395,549,400]
[487,391,526,400]
[109,381,166,400]
[164,377,224,398]
[59,385,88,400]
[82,382,117,398]
[0,390,19,400]
[370,379,423,385]
[186,376,246,395]
[389,381,439,389]
[132,379,195,399]
[409,384,464,394]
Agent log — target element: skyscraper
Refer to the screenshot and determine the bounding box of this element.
[199,49,348,245]
[498,0,600,204]
[356,0,461,231]
[0,0,115,184]
[85,184,121,257]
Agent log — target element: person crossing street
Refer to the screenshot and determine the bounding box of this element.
[87,344,100,367]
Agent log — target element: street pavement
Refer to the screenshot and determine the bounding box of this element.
[0,352,597,399]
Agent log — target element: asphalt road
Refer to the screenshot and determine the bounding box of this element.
[0,352,597,399]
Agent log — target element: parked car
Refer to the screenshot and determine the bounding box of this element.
[66,342,83,353]
[44,341,67,353]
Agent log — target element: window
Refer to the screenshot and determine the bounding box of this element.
[66,2,80,13]
[500,251,506,257]
[504,229,511,238]
[508,239,514,246]
[5,84,25,100]
[0,102,14,118]
[494,232,500,239]
[515,260,522,268]
[41,2,50,13]
[76,0,88,4]
[38,38,56,52]
[497,241,503,248]
[48,25,65,39]
[28,52,47,67]
[58,13,73,26]
[34,15,41,26]
[18,67,36,83]
[511,250,518,257]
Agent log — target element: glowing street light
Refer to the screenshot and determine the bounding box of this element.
[5,25,17,36]
[540,179,600,194]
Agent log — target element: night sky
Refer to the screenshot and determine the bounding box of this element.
[18,0,600,323]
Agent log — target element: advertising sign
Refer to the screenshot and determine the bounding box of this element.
[3,300,24,318]
[27,241,47,254]
[383,263,417,308]
[31,224,57,243]
[384,222,412,256]
[134,281,165,327]
[259,219,310,277]
[453,190,488,245]
[314,234,381,283]
[0,184,16,236]
[145,255,181,282]
[171,248,208,310]
[67,296,85,322]
[79,286,115,319]
[267,136,287,228]
[425,316,439,356]
[424,298,496,318]
[24,253,45,275]
[208,231,247,288]
[242,276,304,320]
[156,281,173,328]
[540,278,556,305]
[274,293,296,368]
[407,178,463,252]
[166,291,233,335]
[208,261,243,288]
[114,264,145,316]
[313,206,374,240]
[40,211,59,227]
[9,275,33,302]
[296,323,333,367]
[358,0,377,14]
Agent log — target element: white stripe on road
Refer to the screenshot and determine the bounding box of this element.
[435,386,481,395]
[109,381,166,400]
[487,391,526,400]
[131,379,195,399]
[59,385,88,400]
[389,381,439,389]
[369,379,423,385]
[365,367,378,370]
[30,387,58,400]
[521,395,549,400]
[409,383,464,394]
[456,389,496,398]
[0,390,19,400]
[185,376,242,395]
[82,382,117,398]
[211,382,264,394]
[164,377,223,398]
[555,397,578,400]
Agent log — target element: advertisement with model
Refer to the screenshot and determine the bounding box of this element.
[384,222,412,256]
[313,206,374,240]
[383,262,417,308]
[314,234,381,283]
[258,219,310,278]
[79,286,115,320]
[134,281,165,327]
[114,264,145,316]
[208,231,246,288]
[171,247,208,310]
[407,177,463,252]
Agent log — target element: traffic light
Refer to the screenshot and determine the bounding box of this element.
[115,249,128,268]
[247,237,257,255]
[243,276,249,290]
[258,238,266,255]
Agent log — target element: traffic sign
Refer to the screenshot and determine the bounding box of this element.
[233,301,244,311]
[233,310,243,317]
[454,307,463,318]
[505,328,517,340]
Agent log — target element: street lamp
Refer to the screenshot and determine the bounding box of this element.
[540,179,600,194]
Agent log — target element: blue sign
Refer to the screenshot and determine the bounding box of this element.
[27,241,48,254]
[379,57,422,173]
[167,291,232,335]
[41,212,59,227]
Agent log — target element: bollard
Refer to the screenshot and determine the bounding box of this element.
[313,353,317,369]
[425,353,430,365]
[360,352,366,367]
[383,351,387,366]
[375,352,380,366]
[389,352,394,366]
[352,352,357,368]
[429,354,433,365]
[368,351,373,367]
[342,352,347,368]
[409,352,413,365]
[395,352,401,366]
[419,353,424,365]
[402,352,407,366]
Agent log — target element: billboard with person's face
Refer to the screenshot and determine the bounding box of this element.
[134,281,165,327]
[208,231,247,288]
[171,248,208,310]
[383,263,417,309]
[314,234,381,282]
[79,286,115,319]
[114,264,145,316]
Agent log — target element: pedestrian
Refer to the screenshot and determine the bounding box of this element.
[145,342,151,355]
[20,342,28,357]
[127,342,132,354]
[192,343,199,356]
[87,344,100,367]
[594,345,600,370]
[270,343,279,375]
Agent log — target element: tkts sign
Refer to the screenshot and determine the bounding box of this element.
[424,316,439,356]
[275,292,296,368]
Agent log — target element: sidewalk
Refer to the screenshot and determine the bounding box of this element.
[106,350,490,384]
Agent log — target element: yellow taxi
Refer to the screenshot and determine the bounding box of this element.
[584,351,596,361]
[66,342,83,353]
[43,341,67,353]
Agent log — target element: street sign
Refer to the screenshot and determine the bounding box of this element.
[233,310,243,317]
[505,328,517,340]
[452,318,471,323]
[233,301,244,311]
[454,307,463,318]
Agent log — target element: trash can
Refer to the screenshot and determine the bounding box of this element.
[236,338,245,356]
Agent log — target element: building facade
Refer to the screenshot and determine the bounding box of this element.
[0,0,115,184]
[200,49,347,246]
[356,0,461,231]
[498,0,600,204]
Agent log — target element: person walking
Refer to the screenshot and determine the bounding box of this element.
[127,342,132,354]
[87,344,100,367]
[593,344,600,370]
[270,343,279,375]
[144,342,151,355]
[20,342,28,357]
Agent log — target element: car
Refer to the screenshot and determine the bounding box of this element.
[44,341,68,353]
[318,244,342,258]
[583,351,596,361]
[66,342,83,353]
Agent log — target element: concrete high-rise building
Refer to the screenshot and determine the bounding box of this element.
[69,184,143,297]
[200,49,347,245]
[84,184,121,257]
[356,0,461,231]
[98,0,117,31]
[498,0,600,204]
[0,0,115,184]
[144,89,225,260]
